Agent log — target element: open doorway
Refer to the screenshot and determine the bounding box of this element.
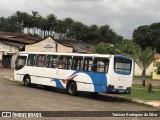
[2,55,12,68]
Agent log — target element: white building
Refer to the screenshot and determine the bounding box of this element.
[25,36,73,53]
[0,41,20,68]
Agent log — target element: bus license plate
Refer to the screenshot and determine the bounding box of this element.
[119,90,124,93]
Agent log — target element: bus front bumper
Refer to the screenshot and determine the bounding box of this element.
[106,88,131,94]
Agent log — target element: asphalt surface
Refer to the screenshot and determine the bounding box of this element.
[0,69,160,120]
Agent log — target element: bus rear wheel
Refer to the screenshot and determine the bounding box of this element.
[67,82,78,96]
[23,76,31,87]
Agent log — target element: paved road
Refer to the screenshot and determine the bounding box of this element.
[0,69,160,120]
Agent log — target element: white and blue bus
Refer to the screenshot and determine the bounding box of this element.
[14,52,134,95]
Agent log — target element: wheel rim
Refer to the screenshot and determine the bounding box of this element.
[24,78,29,86]
[69,83,76,94]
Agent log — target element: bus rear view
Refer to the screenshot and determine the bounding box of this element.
[107,55,133,94]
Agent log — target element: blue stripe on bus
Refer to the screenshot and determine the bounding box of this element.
[51,71,107,92]
[52,78,64,89]
[69,71,107,92]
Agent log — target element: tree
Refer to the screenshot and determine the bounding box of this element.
[131,47,155,86]
[0,17,22,32]
[113,39,138,55]
[93,39,137,55]
[63,17,75,39]
[92,44,108,54]
[0,10,124,42]
[133,23,160,53]
[88,24,100,43]
[46,14,57,35]
[70,21,85,41]
[31,11,40,35]
[99,25,117,43]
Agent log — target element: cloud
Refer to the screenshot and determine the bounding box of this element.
[0,0,160,39]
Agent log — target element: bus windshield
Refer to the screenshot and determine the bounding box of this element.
[15,56,27,70]
[114,56,132,75]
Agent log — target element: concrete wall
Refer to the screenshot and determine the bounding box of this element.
[152,59,160,80]
[57,43,73,53]
[0,42,19,54]
[134,62,153,76]
[11,54,17,68]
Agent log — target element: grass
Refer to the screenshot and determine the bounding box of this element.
[133,76,152,81]
[120,84,160,100]
[132,84,160,89]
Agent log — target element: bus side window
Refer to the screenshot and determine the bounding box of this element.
[92,57,109,73]
[83,57,93,72]
[46,55,58,68]
[72,56,83,70]
[58,56,66,69]
[27,54,37,66]
[58,56,72,70]
[37,54,46,67]
[65,56,72,70]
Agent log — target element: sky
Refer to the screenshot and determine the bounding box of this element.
[0,0,160,39]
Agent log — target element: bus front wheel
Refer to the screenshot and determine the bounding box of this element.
[23,76,31,87]
[67,82,78,96]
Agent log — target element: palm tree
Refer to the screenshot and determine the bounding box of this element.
[31,11,40,35]
[46,14,57,35]
[63,17,75,39]
[132,47,155,86]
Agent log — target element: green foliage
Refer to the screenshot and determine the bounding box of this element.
[93,39,137,55]
[0,10,123,43]
[92,45,108,54]
[0,17,22,32]
[133,22,160,53]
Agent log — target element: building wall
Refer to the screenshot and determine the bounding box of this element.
[152,59,160,80]
[134,62,153,76]
[0,42,19,68]
[11,54,17,68]
[25,37,73,53]
[0,42,19,54]
[57,43,73,53]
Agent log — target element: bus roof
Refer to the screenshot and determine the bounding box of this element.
[19,51,129,58]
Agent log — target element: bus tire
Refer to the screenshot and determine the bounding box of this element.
[67,82,78,96]
[23,76,31,87]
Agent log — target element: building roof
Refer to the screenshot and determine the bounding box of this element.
[0,41,24,48]
[155,54,160,59]
[27,36,74,48]
[0,31,41,48]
